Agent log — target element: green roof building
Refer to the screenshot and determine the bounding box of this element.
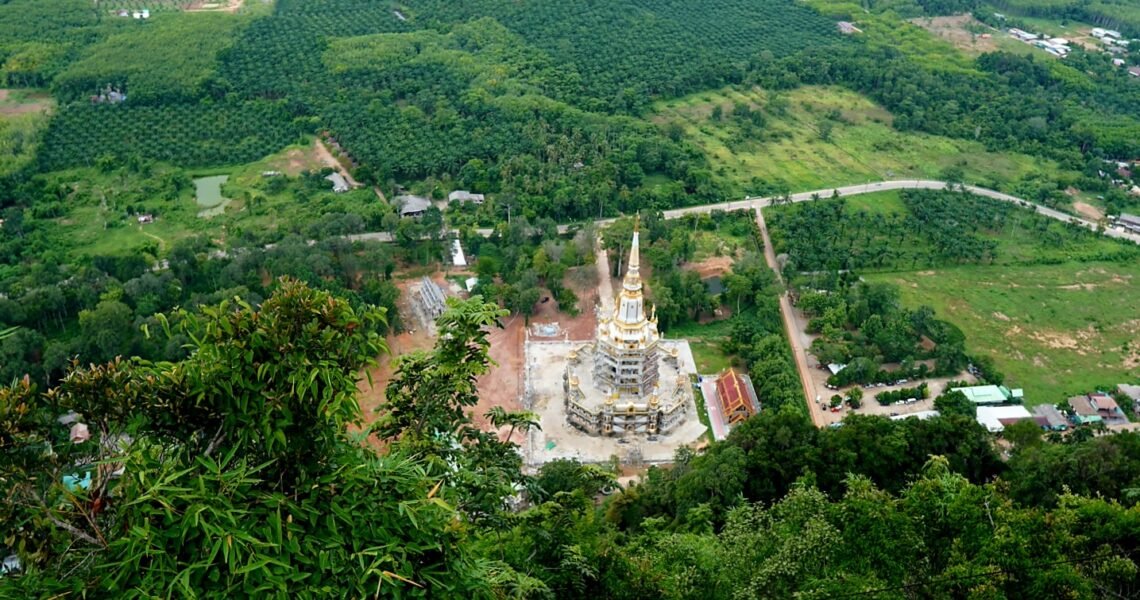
[951,385,1016,405]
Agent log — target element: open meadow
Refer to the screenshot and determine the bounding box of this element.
[867,261,1140,405]
[651,85,1075,195]
[35,138,384,261]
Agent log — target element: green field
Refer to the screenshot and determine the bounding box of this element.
[664,318,735,374]
[651,85,1077,195]
[842,190,907,216]
[35,141,384,261]
[867,262,1140,406]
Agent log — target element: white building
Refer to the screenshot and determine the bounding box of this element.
[450,239,467,267]
[976,405,1033,433]
[890,410,940,421]
[562,224,694,436]
[448,190,485,204]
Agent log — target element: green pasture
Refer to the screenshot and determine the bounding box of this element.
[651,85,1076,195]
[867,262,1140,405]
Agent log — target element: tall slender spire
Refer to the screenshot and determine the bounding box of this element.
[623,215,641,293]
[615,217,646,325]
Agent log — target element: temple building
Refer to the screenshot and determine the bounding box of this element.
[715,369,759,426]
[562,225,693,436]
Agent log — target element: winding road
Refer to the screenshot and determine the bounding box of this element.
[344,180,1140,246]
[659,179,1139,244]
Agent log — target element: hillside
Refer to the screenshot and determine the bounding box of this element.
[2,0,1140,596]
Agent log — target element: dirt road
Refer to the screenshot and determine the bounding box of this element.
[595,238,614,315]
[753,206,827,428]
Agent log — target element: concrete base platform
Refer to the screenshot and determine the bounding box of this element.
[523,340,707,466]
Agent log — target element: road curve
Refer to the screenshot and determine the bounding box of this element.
[654,179,1139,245]
[334,180,1138,245]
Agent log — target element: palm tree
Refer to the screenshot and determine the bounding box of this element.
[485,407,542,441]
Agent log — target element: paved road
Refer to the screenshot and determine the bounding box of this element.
[336,180,1140,245]
[659,179,1139,244]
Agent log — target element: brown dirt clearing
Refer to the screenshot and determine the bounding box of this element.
[473,315,526,443]
[263,142,327,176]
[1073,201,1104,221]
[187,0,244,13]
[909,15,999,55]
[687,255,735,279]
[0,89,53,117]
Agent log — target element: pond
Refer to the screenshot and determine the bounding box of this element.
[193,175,230,217]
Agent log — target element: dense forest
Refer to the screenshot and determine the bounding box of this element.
[5,284,1140,597]
[5,0,1140,223]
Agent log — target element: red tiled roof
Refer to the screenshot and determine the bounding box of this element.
[717,369,755,425]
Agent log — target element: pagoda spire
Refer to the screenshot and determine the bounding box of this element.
[623,214,641,293]
[615,217,645,325]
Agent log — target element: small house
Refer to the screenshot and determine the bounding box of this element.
[137,214,154,224]
[448,190,485,204]
[1009,28,1039,42]
[1068,393,1126,426]
[837,21,861,35]
[826,363,847,376]
[396,194,432,218]
[325,172,350,193]
[1128,66,1140,77]
[890,410,940,421]
[1032,404,1069,431]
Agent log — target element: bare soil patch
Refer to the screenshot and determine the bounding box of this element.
[909,15,999,54]
[0,89,53,117]
[1029,330,1081,352]
[1073,201,1104,222]
[473,315,526,442]
[187,0,244,13]
[356,277,439,433]
[687,255,734,279]
[314,138,361,187]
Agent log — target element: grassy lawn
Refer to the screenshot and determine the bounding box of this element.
[692,378,714,442]
[650,85,1076,196]
[843,190,906,216]
[36,138,387,261]
[866,262,1140,406]
[665,318,735,374]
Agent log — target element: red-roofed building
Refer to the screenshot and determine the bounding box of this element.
[716,369,758,425]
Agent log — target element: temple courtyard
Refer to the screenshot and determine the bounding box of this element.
[523,339,706,466]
